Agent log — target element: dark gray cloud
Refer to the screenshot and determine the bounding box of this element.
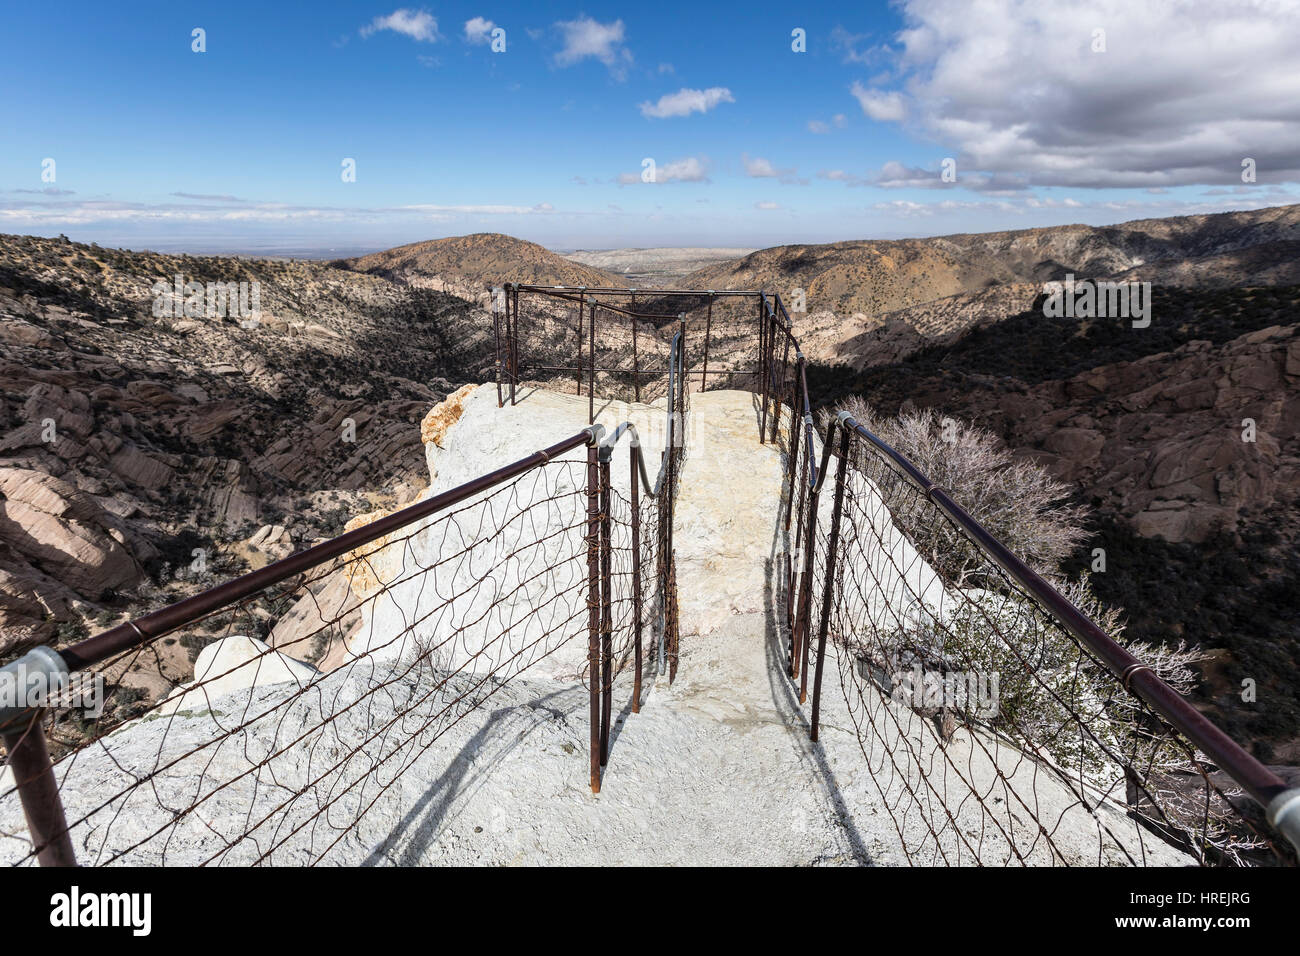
[866,0,1300,188]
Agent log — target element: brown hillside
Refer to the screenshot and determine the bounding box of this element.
[342,233,621,294]
[681,204,1300,326]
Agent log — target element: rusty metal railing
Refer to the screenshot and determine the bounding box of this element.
[4,276,1293,867]
[756,288,1300,864]
[497,284,760,422]
[0,417,675,864]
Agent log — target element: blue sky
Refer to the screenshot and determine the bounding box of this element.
[2,0,1298,254]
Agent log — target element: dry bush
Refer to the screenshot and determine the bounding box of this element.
[830,397,1087,580]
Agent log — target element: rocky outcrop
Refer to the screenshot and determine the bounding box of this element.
[681,204,1300,326]
[1,232,490,648]
[0,467,143,597]
[988,325,1300,543]
[151,634,319,718]
[420,383,477,448]
[0,554,79,651]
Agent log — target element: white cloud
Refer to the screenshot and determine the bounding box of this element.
[817,169,868,186]
[658,157,709,183]
[742,154,800,184]
[398,203,553,215]
[808,114,847,134]
[618,156,710,184]
[360,9,440,43]
[464,17,495,44]
[831,25,878,64]
[850,82,906,121]
[554,16,631,77]
[0,196,556,228]
[639,87,734,119]
[754,201,782,210]
[883,0,1300,187]
[874,160,951,189]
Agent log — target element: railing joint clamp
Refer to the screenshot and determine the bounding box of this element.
[1119,663,1153,692]
[1266,788,1300,854]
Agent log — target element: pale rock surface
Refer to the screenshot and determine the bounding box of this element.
[151,635,319,718]
[232,523,294,569]
[347,385,669,682]
[0,466,142,598]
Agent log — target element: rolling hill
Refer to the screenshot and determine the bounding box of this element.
[679,204,1300,341]
[341,233,621,296]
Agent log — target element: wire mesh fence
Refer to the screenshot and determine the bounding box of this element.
[0,425,669,865]
[3,282,1293,868]
[500,285,764,415]
[787,414,1297,866]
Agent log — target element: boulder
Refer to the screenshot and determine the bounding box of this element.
[154,635,319,717]
[0,467,143,598]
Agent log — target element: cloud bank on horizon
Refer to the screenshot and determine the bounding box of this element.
[1,0,1297,252]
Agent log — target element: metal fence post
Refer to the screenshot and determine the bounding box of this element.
[588,293,596,424]
[787,438,809,634]
[3,714,76,866]
[667,558,679,682]
[599,455,613,766]
[701,292,714,391]
[795,421,839,700]
[758,297,769,442]
[770,328,790,445]
[576,289,585,396]
[782,357,805,533]
[586,439,602,793]
[678,314,687,407]
[508,284,519,406]
[630,443,643,713]
[810,425,852,742]
[630,290,640,404]
[494,291,503,408]
[793,496,815,689]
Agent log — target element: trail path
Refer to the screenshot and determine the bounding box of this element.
[381,388,895,865]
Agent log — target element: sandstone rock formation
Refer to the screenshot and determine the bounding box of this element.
[0,232,491,653]
[915,324,1300,545]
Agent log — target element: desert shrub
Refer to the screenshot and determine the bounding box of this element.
[827,400,1249,853]
[828,397,1087,581]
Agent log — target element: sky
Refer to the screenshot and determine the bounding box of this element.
[2,0,1299,255]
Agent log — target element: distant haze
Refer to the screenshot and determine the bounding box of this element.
[563,247,757,284]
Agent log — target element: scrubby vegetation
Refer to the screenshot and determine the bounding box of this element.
[1065,515,1300,764]
[825,399,1251,854]
[826,398,1087,578]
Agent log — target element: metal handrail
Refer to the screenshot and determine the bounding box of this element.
[511,284,758,297]
[7,427,603,684]
[1,423,609,863]
[753,284,1300,858]
[831,411,1300,855]
[599,422,670,499]
[597,323,686,482]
